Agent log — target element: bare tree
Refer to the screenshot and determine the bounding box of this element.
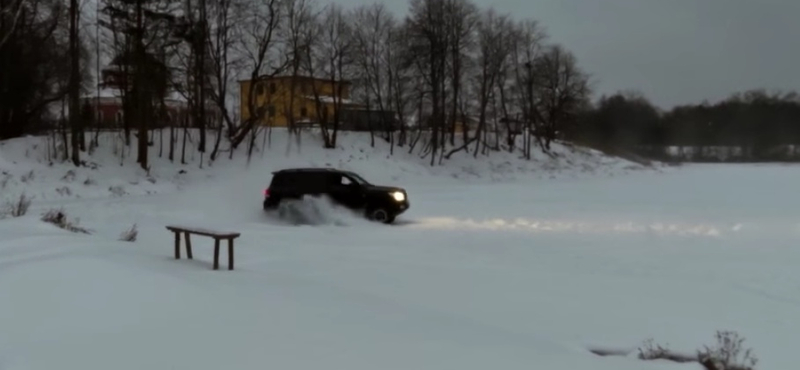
[0,0,25,50]
[443,0,477,148]
[308,3,353,148]
[179,0,212,165]
[385,23,414,148]
[531,44,590,150]
[230,0,287,159]
[508,19,547,159]
[161,0,236,167]
[351,3,398,150]
[68,0,83,166]
[0,0,73,140]
[278,0,317,139]
[404,0,449,166]
[99,2,132,146]
[101,0,179,169]
[468,8,513,158]
[206,0,242,160]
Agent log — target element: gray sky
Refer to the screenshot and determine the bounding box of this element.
[341,0,800,109]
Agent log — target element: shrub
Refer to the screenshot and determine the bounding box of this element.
[40,208,91,234]
[698,330,758,370]
[591,330,758,370]
[637,338,672,360]
[119,224,138,242]
[1,193,32,219]
[636,338,695,364]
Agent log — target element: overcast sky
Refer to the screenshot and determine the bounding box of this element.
[340,0,800,109]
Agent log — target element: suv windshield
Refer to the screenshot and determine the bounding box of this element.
[346,172,370,185]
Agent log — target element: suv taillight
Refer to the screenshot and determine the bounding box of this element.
[263,188,270,197]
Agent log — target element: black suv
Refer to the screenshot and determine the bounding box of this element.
[263,168,410,223]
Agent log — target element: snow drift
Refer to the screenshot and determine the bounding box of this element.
[268,195,368,226]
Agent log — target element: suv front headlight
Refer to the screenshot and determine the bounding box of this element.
[391,191,405,202]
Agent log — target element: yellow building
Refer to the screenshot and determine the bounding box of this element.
[238,75,361,127]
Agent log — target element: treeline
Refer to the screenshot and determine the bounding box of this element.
[0,0,90,158]
[2,0,596,168]
[571,90,800,162]
[11,0,793,167]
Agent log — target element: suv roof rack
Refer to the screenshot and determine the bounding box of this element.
[271,167,342,174]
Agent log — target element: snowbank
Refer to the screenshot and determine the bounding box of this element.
[0,128,650,204]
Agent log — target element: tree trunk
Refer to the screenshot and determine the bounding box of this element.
[196,8,207,156]
[210,116,224,161]
[167,112,175,162]
[181,118,188,165]
[134,0,148,170]
[68,0,81,166]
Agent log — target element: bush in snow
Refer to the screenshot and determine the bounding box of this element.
[40,208,91,234]
[1,193,32,218]
[593,330,757,370]
[109,185,127,197]
[637,338,672,360]
[697,330,758,370]
[119,224,138,242]
[20,170,34,183]
[1,172,11,189]
[56,186,72,196]
[61,170,76,182]
[636,338,695,364]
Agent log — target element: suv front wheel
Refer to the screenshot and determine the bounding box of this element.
[367,208,395,224]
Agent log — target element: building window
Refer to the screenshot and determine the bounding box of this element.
[300,107,307,117]
[116,111,124,126]
[97,111,104,123]
[268,105,275,117]
[256,83,265,96]
[269,83,276,94]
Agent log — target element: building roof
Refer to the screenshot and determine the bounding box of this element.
[238,74,352,85]
[303,95,358,105]
[109,50,167,70]
[80,87,189,106]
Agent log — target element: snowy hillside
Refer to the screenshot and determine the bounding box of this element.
[0,128,649,203]
[3,130,794,370]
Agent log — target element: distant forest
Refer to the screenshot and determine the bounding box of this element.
[568,89,800,163]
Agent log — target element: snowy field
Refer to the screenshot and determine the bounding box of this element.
[0,130,795,369]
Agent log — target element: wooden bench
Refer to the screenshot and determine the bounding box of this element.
[166,225,241,270]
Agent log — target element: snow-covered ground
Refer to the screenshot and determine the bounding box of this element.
[1,129,794,369]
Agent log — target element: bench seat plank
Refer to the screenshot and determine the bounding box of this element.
[166,225,240,239]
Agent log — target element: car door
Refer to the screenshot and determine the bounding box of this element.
[326,173,364,209]
[303,173,328,198]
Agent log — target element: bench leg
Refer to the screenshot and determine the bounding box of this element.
[174,231,181,259]
[184,232,193,259]
[228,238,234,270]
[213,238,220,270]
